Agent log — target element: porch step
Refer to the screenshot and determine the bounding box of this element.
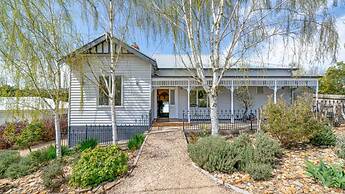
[152,122,185,127]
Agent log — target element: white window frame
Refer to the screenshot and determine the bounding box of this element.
[97,75,123,107]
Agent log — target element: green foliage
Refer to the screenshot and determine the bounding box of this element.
[0,150,20,178]
[262,98,323,147]
[77,139,98,152]
[310,125,336,146]
[306,160,345,189]
[336,135,345,159]
[69,145,128,188]
[319,62,345,95]
[253,132,282,165]
[42,160,64,189]
[2,145,70,179]
[16,121,43,151]
[127,133,145,150]
[245,162,273,180]
[2,123,19,145]
[188,133,281,180]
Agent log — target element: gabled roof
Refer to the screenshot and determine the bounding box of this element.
[65,34,157,70]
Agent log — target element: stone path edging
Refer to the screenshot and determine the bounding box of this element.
[190,162,251,194]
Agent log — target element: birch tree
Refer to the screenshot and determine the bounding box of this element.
[67,0,134,144]
[136,0,340,135]
[0,0,82,157]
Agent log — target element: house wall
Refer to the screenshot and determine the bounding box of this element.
[69,55,152,126]
[174,86,292,119]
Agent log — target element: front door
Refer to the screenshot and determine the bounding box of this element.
[157,89,169,118]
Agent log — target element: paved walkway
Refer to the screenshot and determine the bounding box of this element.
[110,127,233,194]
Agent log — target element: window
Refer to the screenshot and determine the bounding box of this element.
[98,76,122,106]
[170,89,175,105]
[190,89,208,107]
[257,86,264,94]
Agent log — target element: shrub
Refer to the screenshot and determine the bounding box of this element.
[306,160,345,189]
[2,121,27,145]
[245,162,273,180]
[42,160,64,189]
[188,136,237,173]
[188,133,281,180]
[16,121,43,151]
[336,135,345,159]
[253,132,282,165]
[4,157,32,179]
[128,133,145,150]
[69,145,128,188]
[0,150,20,178]
[309,125,336,146]
[41,115,68,141]
[77,139,98,152]
[262,98,322,147]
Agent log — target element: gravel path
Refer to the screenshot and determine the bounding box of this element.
[110,127,233,194]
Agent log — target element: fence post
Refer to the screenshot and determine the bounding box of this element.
[68,126,70,148]
[85,125,88,140]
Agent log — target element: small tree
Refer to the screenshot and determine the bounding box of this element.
[16,122,43,152]
[235,86,253,118]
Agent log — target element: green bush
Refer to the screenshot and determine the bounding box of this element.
[254,132,282,165]
[336,135,345,159]
[42,160,64,189]
[4,158,31,179]
[309,125,336,146]
[306,160,345,189]
[16,121,43,151]
[77,139,98,152]
[262,98,322,147]
[188,136,237,173]
[69,145,128,188]
[128,133,145,150]
[245,162,273,180]
[188,133,281,180]
[0,150,20,178]
[3,145,70,179]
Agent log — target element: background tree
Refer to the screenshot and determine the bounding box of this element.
[319,61,345,95]
[235,86,253,119]
[0,0,84,157]
[136,0,340,135]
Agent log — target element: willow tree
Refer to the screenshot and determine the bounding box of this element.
[0,0,82,157]
[135,0,339,135]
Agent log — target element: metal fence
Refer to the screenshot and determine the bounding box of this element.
[67,110,153,147]
[182,109,259,137]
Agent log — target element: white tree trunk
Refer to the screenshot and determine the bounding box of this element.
[110,97,117,144]
[54,108,61,158]
[209,91,219,135]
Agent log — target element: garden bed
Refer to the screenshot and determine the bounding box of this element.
[214,145,344,193]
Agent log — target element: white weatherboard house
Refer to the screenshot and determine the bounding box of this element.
[67,34,319,142]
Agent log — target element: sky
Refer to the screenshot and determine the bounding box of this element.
[71,2,345,75]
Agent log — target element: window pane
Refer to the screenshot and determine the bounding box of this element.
[198,90,207,107]
[257,86,264,94]
[190,90,197,107]
[170,90,175,105]
[99,76,109,105]
[115,76,122,106]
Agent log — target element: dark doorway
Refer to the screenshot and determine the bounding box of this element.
[157,89,169,118]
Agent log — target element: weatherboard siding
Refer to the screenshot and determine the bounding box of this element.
[69,55,152,126]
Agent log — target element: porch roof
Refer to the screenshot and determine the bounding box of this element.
[152,77,318,88]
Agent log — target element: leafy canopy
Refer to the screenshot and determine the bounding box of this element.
[319,61,345,95]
